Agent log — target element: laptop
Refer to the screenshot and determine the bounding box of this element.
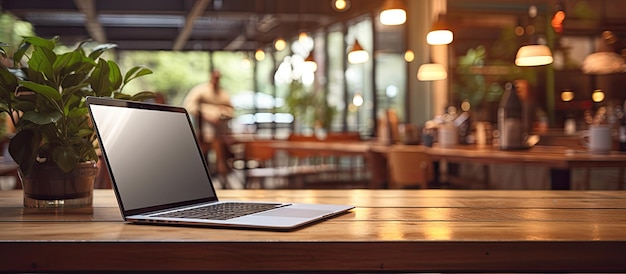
[86,97,354,231]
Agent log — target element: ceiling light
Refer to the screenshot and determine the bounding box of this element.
[379,0,406,25]
[592,89,605,103]
[404,50,414,62]
[255,49,265,61]
[274,38,286,51]
[515,45,553,66]
[427,14,453,45]
[348,39,369,64]
[561,89,574,102]
[331,0,350,11]
[417,63,447,81]
[304,51,317,72]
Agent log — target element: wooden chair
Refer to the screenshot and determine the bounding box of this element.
[387,148,432,189]
[240,141,294,189]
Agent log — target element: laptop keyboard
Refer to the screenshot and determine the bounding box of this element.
[153,202,284,220]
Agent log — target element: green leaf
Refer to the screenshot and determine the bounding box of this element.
[28,47,56,81]
[113,93,131,100]
[13,41,31,66]
[123,66,152,85]
[8,129,42,176]
[0,68,18,96]
[129,91,156,102]
[23,36,57,51]
[21,109,62,125]
[88,43,117,60]
[107,60,123,91]
[19,81,62,102]
[53,50,84,76]
[89,58,111,97]
[52,145,81,173]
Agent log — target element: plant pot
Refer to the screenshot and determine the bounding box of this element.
[19,161,98,208]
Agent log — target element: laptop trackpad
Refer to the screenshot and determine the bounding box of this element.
[255,208,330,218]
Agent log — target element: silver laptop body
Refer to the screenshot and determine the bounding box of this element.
[86,97,353,230]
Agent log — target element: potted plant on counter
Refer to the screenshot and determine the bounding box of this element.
[0,36,153,208]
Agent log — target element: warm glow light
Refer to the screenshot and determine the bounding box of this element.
[298,32,309,43]
[304,52,317,72]
[427,30,453,45]
[404,50,415,62]
[461,101,471,112]
[332,0,350,11]
[592,89,605,103]
[515,45,553,66]
[561,90,574,102]
[352,93,364,107]
[274,38,286,51]
[417,63,447,81]
[348,40,369,64]
[255,49,265,61]
[380,8,406,25]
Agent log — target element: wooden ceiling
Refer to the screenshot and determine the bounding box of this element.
[0,0,382,51]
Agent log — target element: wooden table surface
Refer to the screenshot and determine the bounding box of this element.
[2,189,626,272]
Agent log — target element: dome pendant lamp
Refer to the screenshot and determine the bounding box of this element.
[379,0,406,26]
[348,39,369,64]
[426,14,453,45]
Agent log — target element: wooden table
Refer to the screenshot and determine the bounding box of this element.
[372,144,626,190]
[2,189,626,272]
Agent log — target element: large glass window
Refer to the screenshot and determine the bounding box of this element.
[346,18,374,136]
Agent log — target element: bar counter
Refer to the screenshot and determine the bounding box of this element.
[1,189,626,272]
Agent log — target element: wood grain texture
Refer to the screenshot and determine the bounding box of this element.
[1,189,626,272]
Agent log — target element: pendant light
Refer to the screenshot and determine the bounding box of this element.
[417,63,447,81]
[515,44,553,66]
[514,5,553,67]
[426,14,453,45]
[304,50,318,72]
[379,0,406,26]
[348,39,369,64]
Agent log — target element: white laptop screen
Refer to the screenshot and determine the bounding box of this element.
[89,103,217,211]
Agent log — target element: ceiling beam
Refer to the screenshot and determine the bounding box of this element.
[172,0,211,51]
[73,0,107,43]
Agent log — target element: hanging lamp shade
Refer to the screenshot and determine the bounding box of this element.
[515,44,553,66]
[426,14,453,45]
[379,0,406,25]
[304,51,318,72]
[417,63,447,81]
[348,40,369,64]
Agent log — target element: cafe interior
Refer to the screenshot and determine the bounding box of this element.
[1,0,626,191]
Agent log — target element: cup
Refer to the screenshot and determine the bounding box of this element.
[438,125,458,148]
[581,125,613,154]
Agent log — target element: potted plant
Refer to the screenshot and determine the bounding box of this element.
[0,35,153,208]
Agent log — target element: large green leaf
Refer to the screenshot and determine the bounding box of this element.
[23,36,56,51]
[28,47,56,82]
[19,81,62,102]
[89,58,111,97]
[107,60,123,91]
[53,50,84,77]
[52,145,81,173]
[8,129,42,176]
[21,109,62,125]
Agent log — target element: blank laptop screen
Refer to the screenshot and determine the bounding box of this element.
[89,104,216,211]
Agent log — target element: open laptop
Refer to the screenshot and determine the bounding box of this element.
[86,97,353,231]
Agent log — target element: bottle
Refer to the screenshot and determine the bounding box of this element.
[498,82,524,150]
